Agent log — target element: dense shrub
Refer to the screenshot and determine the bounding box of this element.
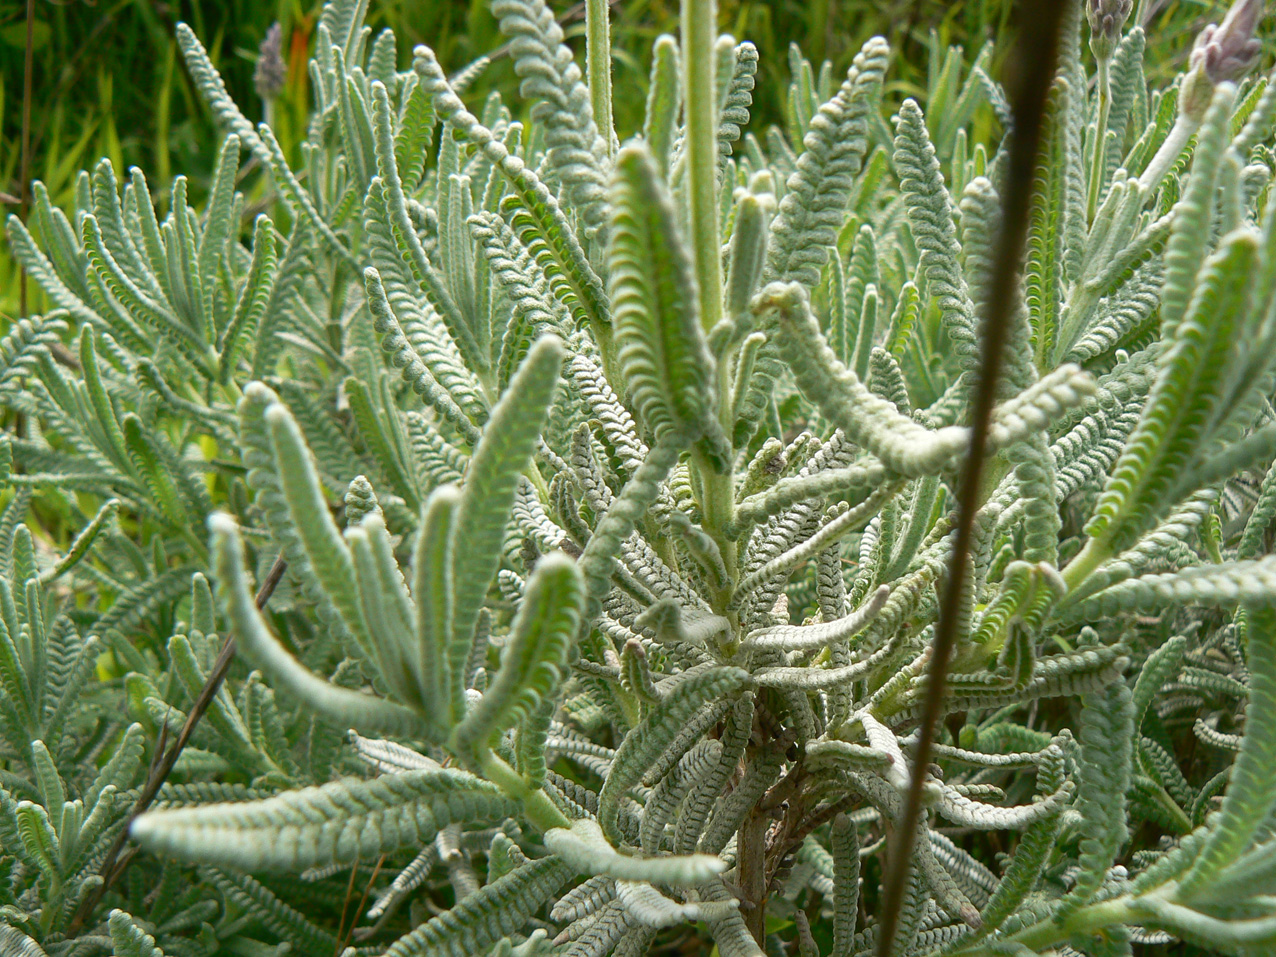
[2,0,1276,955]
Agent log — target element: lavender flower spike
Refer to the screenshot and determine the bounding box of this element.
[254,22,287,102]
[1179,0,1266,121]
[1140,0,1266,189]
[1087,0,1132,61]
[1192,0,1265,85]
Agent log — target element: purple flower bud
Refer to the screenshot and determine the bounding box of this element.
[1087,0,1133,61]
[254,22,287,102]
[1189,0,1265,86]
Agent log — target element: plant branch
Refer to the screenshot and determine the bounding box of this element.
[681,0,739,596]
[335,854,386,956]
[874,3,1067,954]
[1087,56,1112,220]
[585,0,614,160]
[19,0,35,317]
[65,553,287,936]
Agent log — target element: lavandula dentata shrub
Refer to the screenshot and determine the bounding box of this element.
[3,0,1276,954]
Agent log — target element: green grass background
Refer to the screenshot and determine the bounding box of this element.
[0,0,1229,320]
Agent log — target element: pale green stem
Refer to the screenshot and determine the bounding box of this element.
[179,526,211,566]
[681,0,738,600]
[1061,534,1112,592]
[612,680,641,729]
[218,379,244,406]
[1003,895,1136,952]
[1145,777,1195,834]
[479,748,572,833]
[40,883,63,935]
[524,462,551,503]
[694,444,738,609]
[1055,279,1102,363]
[1138,112,1199,193]
[585,0,614,160]
[593,316,619,394]
[1087,56,1112,221]
[681,0,723,339]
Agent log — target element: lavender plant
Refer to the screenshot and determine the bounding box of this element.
[2,0,1276,954]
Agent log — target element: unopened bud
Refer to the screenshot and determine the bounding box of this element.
[1087,0,1133,61]
[254,22,287,102]
[1178,0,1265,120]
[1190,0,1265,86]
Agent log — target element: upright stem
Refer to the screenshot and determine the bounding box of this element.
[1087,56,1111,221]
[1054,277,1102,362]
[682,0,723,339]
[480,749,573,833]
[681,0,738,594]
[19,0,35,316]
[1061,534,1111,592]
[585,0,614,160]
[875,2,1067,952]
[1138,112,1198,193]
[1005,895,1135,952]
[738,804,769,942]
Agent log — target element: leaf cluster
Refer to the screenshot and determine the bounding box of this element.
[3,1,1276,956]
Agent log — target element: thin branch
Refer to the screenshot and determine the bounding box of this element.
[440,0,623,80]
[336,854,387,955]
[65,553,288,936]
[334,856,363,957]
[873,3,1067,955]
[19,0,36,317]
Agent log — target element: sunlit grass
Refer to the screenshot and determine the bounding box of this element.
[0,0,1228,319]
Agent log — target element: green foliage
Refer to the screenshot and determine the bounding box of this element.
[4,0,1276,955]
[451,552,584,758]
[608,143,722,451]
[132,767,520,871]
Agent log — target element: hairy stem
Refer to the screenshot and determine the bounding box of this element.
[738,804,769,943]
[585,0,614,160]
[875,3,1068,952]
[1005,895,1136,951]
[480,749,573,833]
[1061,534,1112,592]
[738,706,774,945]
[681,0,738,598]
[681,0,723,338]
[1087,56,1112,221]
[1139,112,1198,193]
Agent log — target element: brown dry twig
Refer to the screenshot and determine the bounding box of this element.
[66,553,288,936]
[874,2,1069,954]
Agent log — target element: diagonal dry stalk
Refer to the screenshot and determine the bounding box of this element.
[19,0,35,318]
[65,554,288,936]
[335,854,386,956]
[874,3,1068,954]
